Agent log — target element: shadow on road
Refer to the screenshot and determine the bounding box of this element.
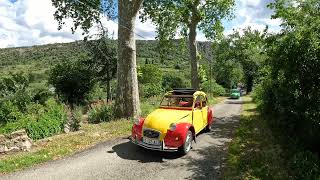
[108,140,183,163]
[184,114,241,179]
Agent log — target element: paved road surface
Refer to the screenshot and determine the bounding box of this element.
[1,98,242,180]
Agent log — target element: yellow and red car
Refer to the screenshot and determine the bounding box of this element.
[131,88,214,154]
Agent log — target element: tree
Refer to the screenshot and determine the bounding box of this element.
[49,60,96,132]
[52,0,143,119]
[142,0,235,89]
[49,60,96,105]
[84,34,117,101]
[212,28,266,92]
[228,28,266,93]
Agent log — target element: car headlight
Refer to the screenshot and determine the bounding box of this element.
[169,123,176,131]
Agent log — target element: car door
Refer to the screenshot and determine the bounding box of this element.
[200,95,208,129]
[193,96,203,133]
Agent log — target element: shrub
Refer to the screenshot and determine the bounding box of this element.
[29,83,53,105]
[86,83,107,102]
[174,64,181,69]
[138,64,163,84]
[0,98,67,140]
[0,73,32,112]
[0,101,23,124]
[162,73,188,91]
[289,151,320,179]
[88,104,114,124]
[140,83,163,98]
[201,80,226,96]
[48,60,96,104]
[25,98,67,140]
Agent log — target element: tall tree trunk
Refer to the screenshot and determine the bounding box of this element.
[106,79,111,101]
[115,0,142,119]
[189,20,200,90]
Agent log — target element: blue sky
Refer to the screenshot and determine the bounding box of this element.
[0,0,281,48]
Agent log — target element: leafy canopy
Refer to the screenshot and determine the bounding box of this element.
[141,0,235,40]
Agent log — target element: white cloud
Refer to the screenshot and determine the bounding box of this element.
[0,0,282,48]
[0,0,157,48]
[223,0,282,36]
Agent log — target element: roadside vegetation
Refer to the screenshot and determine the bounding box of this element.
[224,96,290,179]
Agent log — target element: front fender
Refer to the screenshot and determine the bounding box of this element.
[131,118,145,141]
[164,123,195,148]
[208,108,214,125]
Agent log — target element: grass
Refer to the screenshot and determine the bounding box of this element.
[207,94,226,106]
[0,119,132,174]
[223,96,290,179]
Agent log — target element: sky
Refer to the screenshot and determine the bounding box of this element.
[0,0,282,48]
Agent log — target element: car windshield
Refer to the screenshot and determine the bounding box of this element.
[160,95,194,108]
[231,89,240,93]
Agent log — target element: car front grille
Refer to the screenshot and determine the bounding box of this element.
[143,129,160,139]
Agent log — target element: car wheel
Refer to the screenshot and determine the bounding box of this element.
[179,130,193,155]
[205,123,212,132]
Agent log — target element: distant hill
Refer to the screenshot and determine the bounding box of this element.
[0,39,211,79]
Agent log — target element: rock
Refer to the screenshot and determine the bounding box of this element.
[19,140,32,151]
[7,146,20,153]
[0,145,7,153]
[10,129,27,139]
[0,129,33,153]
[20,134,29,140]
[0,134,6,143]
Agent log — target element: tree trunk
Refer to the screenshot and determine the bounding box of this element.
[106,79,111,101]
[189,20,200,90]
[115,0,142,119]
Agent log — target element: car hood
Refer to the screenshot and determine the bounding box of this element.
[143,108,191,134]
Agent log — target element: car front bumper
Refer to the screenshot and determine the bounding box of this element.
[130,136,178,152]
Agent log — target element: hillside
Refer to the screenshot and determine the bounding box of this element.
[0,40,211,78]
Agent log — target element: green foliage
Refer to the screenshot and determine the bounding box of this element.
[138,64,163,84]
[49,60,96,104]
[289,150,320,179]
[25,99,67,140]
[0,73,32,112]
[86,83,107,102]
[138,64,164,98]
[256,0,320,148]
[84,37,117,100]
[29,83,53,105]
[88,105,114,124]
[200,80,226,96]
[142,0,235,40]
[253,0,320,178]
[162,73,188,91]
[0,101,23,124]
[0,98,67,140]
[212,28,266,91]
[140,83,163,98]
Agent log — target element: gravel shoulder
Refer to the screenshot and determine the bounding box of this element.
[1,98,242,180]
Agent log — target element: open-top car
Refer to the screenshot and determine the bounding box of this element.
[131,88,213,154]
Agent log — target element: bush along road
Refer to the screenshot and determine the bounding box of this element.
[1,98,242,180]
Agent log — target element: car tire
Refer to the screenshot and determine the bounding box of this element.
[205,123,212,132]
[179,130,193,155]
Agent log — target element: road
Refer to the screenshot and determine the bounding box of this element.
[1,98,242,180]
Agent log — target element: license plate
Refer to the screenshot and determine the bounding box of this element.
[143,137,161,145]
